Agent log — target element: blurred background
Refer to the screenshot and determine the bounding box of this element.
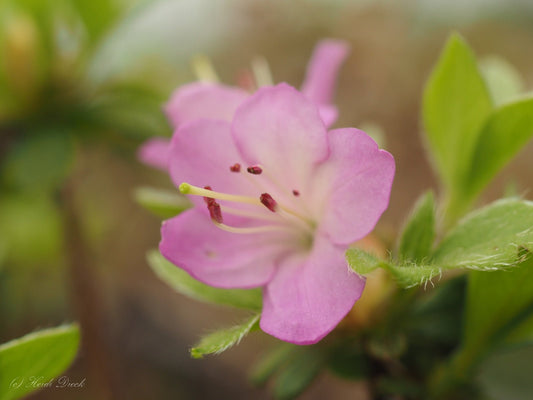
[1,0,533,398]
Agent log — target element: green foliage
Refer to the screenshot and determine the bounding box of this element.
[250,343,298,386]
[327,343,369,380]
[477,344,533,400]
[70,0,121,45]
[347,248,440,288]
[423,34,533,223]
[422,33,493,197]
[383,265,443,289]
[350,199,533,288]
[480,56,524,105]
[345,247,384,275]
[273,348,326,400]
[0,192,62,264]
[398,191,436,262]
[147,250,262,311]
[432,199,533,270]
[1,130,74,193]
[190,314,260,359]
[135,187,191,218]
[407,276,466,346]
[464,96,533,204]
[463,255,533,355]
[0,324,80,400]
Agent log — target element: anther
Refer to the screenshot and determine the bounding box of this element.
[292,190,300,196]
[247,165,263,175]
[208,201,223,223]
[260,193,277,212]
[230,163,241,172]
[203,186,213,204]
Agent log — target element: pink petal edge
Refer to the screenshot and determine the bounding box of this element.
[159,209,282,289]
[301,39,350,106]
[260,236,365,344]
[164,82,249,129]
[137,137,171,171]
[315,128,395,246]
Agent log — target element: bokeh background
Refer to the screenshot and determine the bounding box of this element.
[1,0,533,398]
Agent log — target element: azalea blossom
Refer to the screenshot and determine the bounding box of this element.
[138,39,349,170]
[159,84,395,344]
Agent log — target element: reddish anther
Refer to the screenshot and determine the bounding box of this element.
[203,186,213,204]
[292,190,300,196]
[247,165,263,175]
[230,163,241,172]
[208,201,223,223]
[260,193,277,212]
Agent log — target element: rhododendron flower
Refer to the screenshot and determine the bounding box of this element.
[138,39,349,170]
[159,84,395,344]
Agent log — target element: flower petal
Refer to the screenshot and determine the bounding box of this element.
[316,128,395,245]
[160,209,282,288]
[164,82,249,128]
[137,137,171,170]
[232,84,329,197]
[260,237,365,344]
[168,119,253,198]
[318,104,338,128]
[301,39,350,106]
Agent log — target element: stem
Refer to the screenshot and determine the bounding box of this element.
[59,179,118,399]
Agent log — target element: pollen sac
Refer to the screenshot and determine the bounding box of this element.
[260,193,277,212]
[203,186,213,204]
[208,201,223,223]
[230,163,241,172]
[247,165,263,175]
[292,190,300,196]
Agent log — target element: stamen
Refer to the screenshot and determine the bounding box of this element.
[214,222,286,234]
[203,186,213,204]
[208,201,223,223]
[180,183,263,207]
[237,69,256,92]
[260,193,277,212]
[292,190,300,196]
[202,186,223,223]
[230,163,241,173]
[251,56,274,87]
[220,205,280,222]
[247,165,263,175]
[191,55,219,82]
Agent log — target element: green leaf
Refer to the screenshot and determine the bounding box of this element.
[346,247,384,275]
[190,314,260,359]
[480,56,524,105]
[0,324,80,400]
[134,186,191,218]
[327,343,369,380]
[250,343,297,386]
[382,264,442,289]
[463,255,533,354]
[70,0,121,45]
[422,33,493,193]
[408,276,466,345]
[477,344,533,400]
[463,96,533,204]
[398,191,436,262]
[382,199,533,288]
[274,348,326,400]
[2,130,74,193]
[432,199,533,270]
[347,248,440,288]
[147,250,262,311]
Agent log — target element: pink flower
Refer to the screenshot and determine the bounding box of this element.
[159,84,395,344]
[138,40,350,170]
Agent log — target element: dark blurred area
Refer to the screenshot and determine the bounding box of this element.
[1,0,533,399]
